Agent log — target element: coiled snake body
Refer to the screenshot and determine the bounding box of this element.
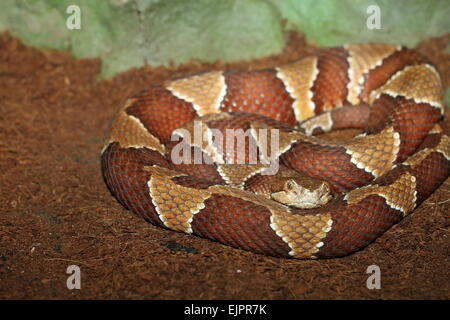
[101,44,449,258]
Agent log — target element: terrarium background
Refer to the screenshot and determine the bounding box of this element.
[0,0,449,299]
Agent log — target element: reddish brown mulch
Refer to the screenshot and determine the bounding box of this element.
[0,31,449,299]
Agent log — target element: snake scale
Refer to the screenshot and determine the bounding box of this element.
[101,44,450,259]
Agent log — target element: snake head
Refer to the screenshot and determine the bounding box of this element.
[270,178,333,209]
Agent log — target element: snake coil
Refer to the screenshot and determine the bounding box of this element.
[101,44,449,258]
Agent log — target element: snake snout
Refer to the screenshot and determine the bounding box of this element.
[270,178,333,209]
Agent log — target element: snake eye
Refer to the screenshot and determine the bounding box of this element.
[321,182,330,192]
[286,180,295,190]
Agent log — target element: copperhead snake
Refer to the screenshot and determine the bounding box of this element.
[101,44,450,259]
